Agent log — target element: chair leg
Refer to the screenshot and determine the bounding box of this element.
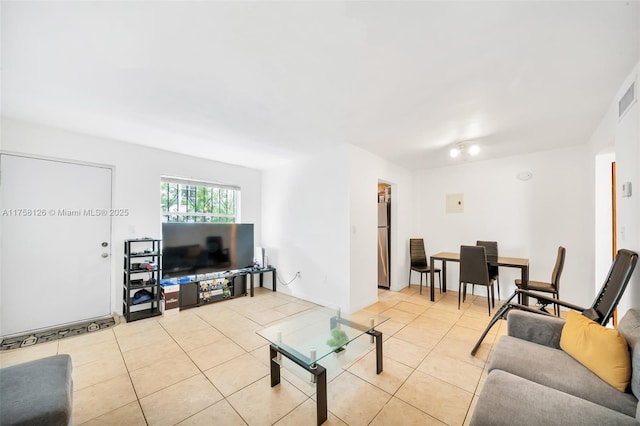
[438,271,442,293]
[471,292,520,356]
[419,273,423,295]
[486,288,491,316]
[491,285,495,308]
[496,277,501,301]
[458,282,462,309]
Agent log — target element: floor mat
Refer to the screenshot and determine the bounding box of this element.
[0,316,119,350]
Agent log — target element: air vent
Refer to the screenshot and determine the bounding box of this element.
[619,81,636,119]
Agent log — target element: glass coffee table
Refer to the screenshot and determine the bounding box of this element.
[256,307,389,425]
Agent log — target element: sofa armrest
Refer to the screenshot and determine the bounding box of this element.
[507,310,566,349]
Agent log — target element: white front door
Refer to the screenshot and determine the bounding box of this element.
[0,154,112,336]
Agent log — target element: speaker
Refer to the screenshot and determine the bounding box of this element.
[255,246,266,268]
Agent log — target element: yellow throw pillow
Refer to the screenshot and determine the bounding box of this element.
[560,310,631,392]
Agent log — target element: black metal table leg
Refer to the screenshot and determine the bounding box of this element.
[315,365,327,425]
[269,345,281,386]
[367,329,383,374]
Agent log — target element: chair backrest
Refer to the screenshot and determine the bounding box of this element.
[409,239,427,267]
[460,245,490,285]
[584,249,638,325]
[476,241,498,265]
[550,246,566,291]
[476,240,499,278]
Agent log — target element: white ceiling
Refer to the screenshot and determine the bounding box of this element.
[2,1,639,170]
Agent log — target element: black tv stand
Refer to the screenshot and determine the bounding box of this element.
[173,266,277,310]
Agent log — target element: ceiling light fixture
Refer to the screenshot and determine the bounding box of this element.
[449,142,481,158]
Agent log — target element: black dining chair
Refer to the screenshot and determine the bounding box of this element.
[515,246,566,316]
[476,241,500,300]
[409,238,442,295]
[459,245,496,315]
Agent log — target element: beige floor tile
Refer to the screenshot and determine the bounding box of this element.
[380,308,418,324]
[275,398,347,426]
[57,328,117,352]
[0,340,59,368]
[417,353,483,393]
[115,324,174,353]
[245,308,289,326]
[204,352,270,396]
[408,316,455,337]
[187,337,246,371]
[73,373,138,424]
[364,300,399,313]
[59,339,122,367]
[382,337,430,368]
[370,397,445,425]
[274,302,313,316]
[140,374,223,426]
[73,355,129,391]
[169,325,228,352]
[393,301,429,315]
[417,307,461,324]
[177,399,247,425]
[130,351,200,398]
[464,395,481,426]
[429,335,491,369]
[347,351,414,394]
[372,319,406,337]
[393,325,443,350]
[325,371,391,425]
[446,324,492,345]
[229,329,270,352]
[396,370,473,426]
[81,401,147,426]
[227,376,308,426]
[122,340,185,372]
[2,286,502,426]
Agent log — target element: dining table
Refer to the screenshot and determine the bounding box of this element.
[428,251,530,303]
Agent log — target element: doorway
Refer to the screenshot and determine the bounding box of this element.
[0,154,113,336]
[377,182,391,288]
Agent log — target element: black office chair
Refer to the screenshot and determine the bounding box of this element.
[459,245,496,316]
[515,246,566,316]
[471,248,638,356]
[476,241,500,300]
[409,238,441,295]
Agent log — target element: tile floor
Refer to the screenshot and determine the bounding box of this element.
[0,285,510,425]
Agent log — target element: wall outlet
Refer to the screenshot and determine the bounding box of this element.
[296,271,301,278]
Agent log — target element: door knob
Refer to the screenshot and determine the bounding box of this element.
[101,242,109,247]
[101,253,109,258]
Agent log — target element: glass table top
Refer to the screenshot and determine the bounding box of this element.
[256,307,389,367]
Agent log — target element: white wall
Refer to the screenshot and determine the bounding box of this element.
[262,145,351,309]
[589,62,640,318]
[1,117,262,315]
[348,145,413,310]
[262,144,413,312]
[413,146,594,307]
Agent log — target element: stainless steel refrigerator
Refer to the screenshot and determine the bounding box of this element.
[378,202,390,288]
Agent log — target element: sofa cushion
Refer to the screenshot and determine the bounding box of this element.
[490,335,638,417]
[0,354,73,426]
[560,310,631,392]
[618,308,640,403]
[470,369,638,426]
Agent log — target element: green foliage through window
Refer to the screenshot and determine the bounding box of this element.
[160,180,238,223]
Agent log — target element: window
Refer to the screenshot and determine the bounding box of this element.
[160,177,239,223]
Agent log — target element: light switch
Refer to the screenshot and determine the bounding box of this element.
[622,182,632,197]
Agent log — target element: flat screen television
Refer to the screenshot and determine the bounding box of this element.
[162,223,254,278]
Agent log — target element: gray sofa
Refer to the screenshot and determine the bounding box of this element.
[0,354,73,426]
[470,309,640,425]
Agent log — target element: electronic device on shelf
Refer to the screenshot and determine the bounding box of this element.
[161,223,254,278]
